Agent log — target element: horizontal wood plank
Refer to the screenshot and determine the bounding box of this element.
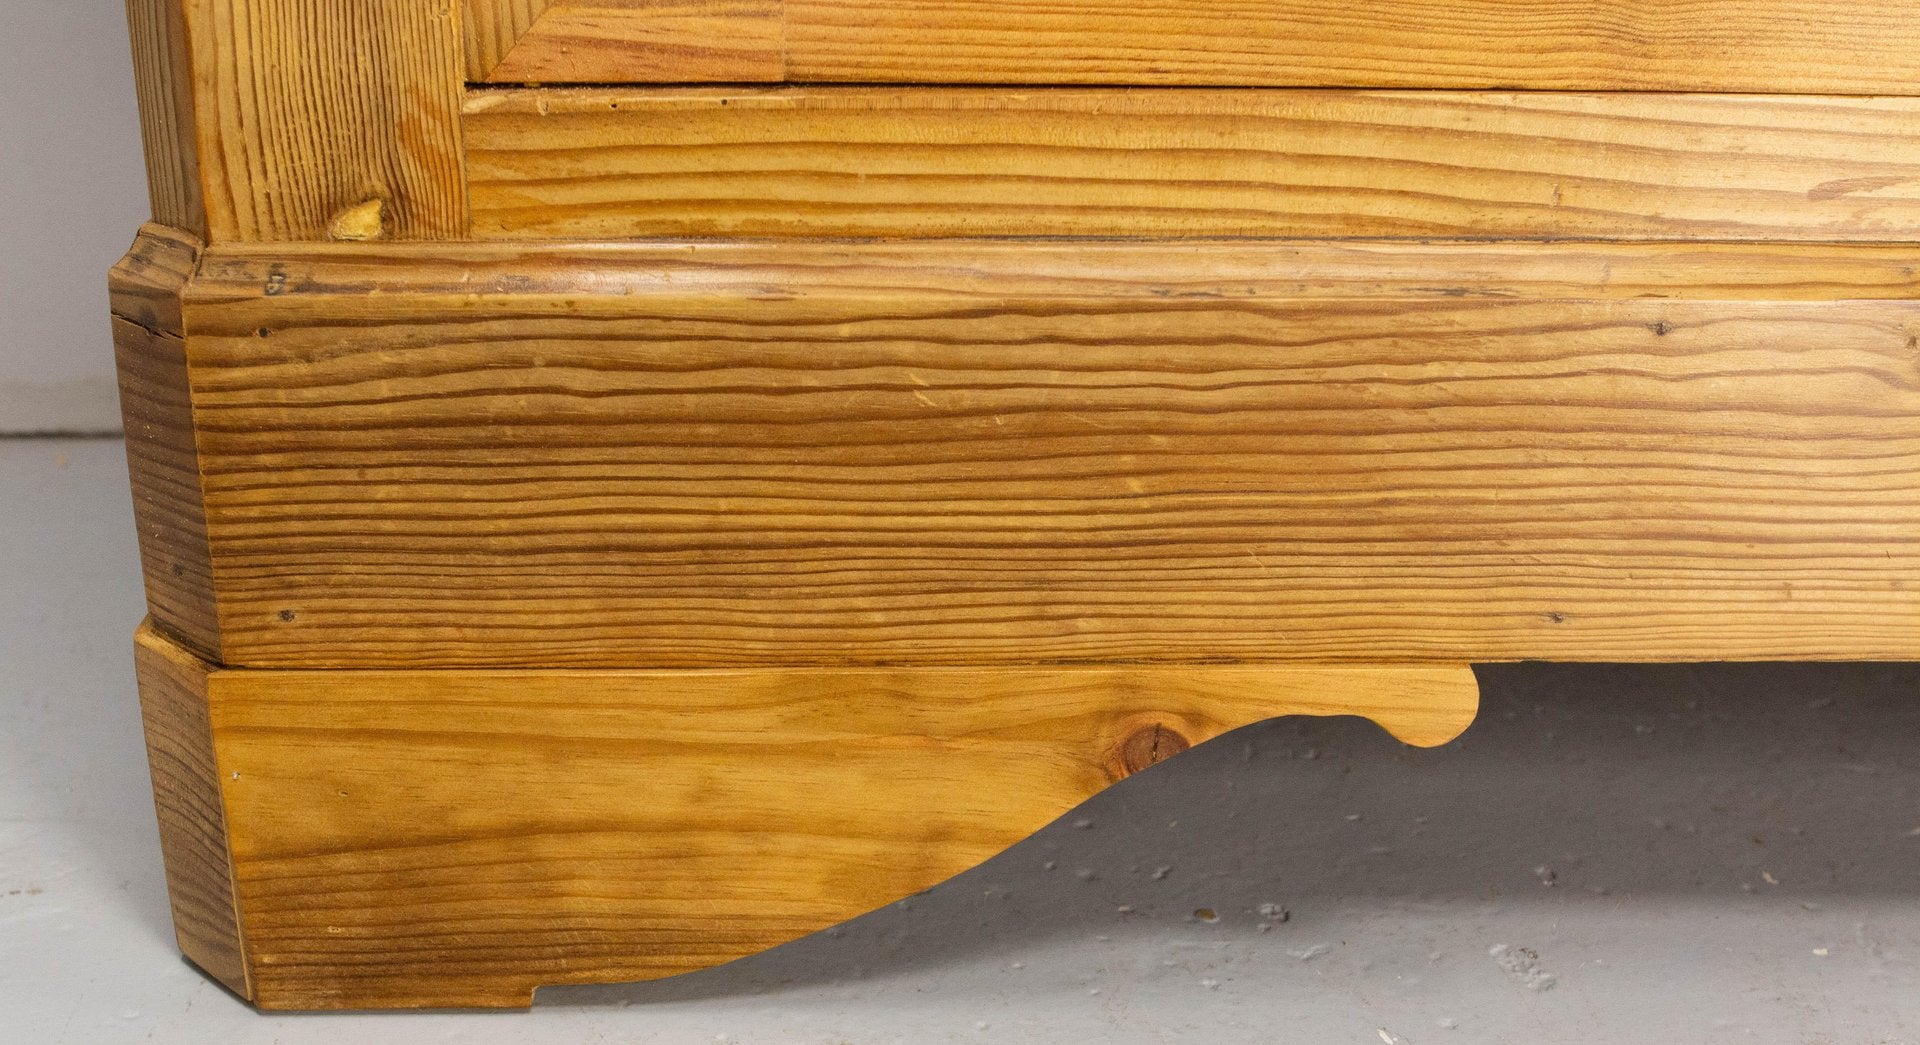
[464,89,1920,241]
[189,631,1476,1007]
[471,0,1920,93]
[168,240,1920,669]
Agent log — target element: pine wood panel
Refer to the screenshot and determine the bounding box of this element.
[464,89,1920,241]
[176,627,1476,1007]
[113,226,221,659]
[147,0,468,241]
[123,0,205,236]
[485,0,785,83]
[134,623,251,1000]
[468,0,1920,92]
[162,239,1920,670]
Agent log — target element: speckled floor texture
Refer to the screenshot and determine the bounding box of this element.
[4,436,1917,1044]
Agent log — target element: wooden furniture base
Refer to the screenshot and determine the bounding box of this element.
[116,0,1920,1012]
[135,622,1477,1010]
[116,222,1920,1008]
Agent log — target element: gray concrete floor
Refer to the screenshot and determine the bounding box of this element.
[2,436,1917,1044]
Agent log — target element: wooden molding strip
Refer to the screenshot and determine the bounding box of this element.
[113,225,222,660]
[468,0,1920,92]
[137,621,1476,1008]
[464,88,1920,241]
[124,0,207,237]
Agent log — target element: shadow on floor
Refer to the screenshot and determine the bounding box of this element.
[541,661,1920,1007]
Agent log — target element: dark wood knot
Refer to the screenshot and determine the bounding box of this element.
[1113,722,1192,779]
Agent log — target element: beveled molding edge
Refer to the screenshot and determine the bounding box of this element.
[113,225,221,661]
[132,620,1477,1009]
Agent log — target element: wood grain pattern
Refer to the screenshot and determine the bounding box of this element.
[134,623,250,999]
[463,0,551,82]
[468,0,1920,92]
[108,222,199,339]
[163,239,1920,669]
[167,624,1477,1007]
[124,0,205,236]
[113,226,220,659]
[175,0,468,241]
[464,88,1920,241]
[487,0,785,84]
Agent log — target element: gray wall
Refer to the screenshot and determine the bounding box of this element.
[0,1,150,433]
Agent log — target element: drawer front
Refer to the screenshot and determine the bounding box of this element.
[464,0,1920,92]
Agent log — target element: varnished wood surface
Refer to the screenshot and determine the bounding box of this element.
[107,223,199,338]
[110,0,1920,1015]
[113,227,220,659]
[465,89,1920,241]
[134,624,250,999]
[161,239,1920,669]
[125,0,468,242]
[157,622,1476,1007]
[467,0,1920,92]
[485,0,785,84]
[462,0,550,84]
[195,238,1920,303]
[124,0,205,237]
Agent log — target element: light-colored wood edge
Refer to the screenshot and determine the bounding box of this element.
[124,0,206,236]
[191,237,1920,303]
[113,225,221,660]
[135,622,1476,1008]
[134,621,252,999]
